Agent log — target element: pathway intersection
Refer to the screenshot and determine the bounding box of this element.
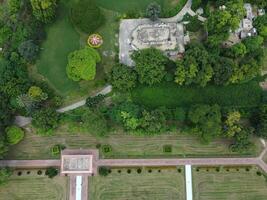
[0,145,267,200]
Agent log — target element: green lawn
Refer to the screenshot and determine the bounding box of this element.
[96,0,186,16]
[36,0,80,96]
[132,81,263,109]
[89,167,185,200]
[0,170,68,200]
[5,126,262,160]
[193,166,267,200]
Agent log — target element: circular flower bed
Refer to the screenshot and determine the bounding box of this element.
[87,34,103,48]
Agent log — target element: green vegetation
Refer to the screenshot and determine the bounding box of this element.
[30,0,58,23]
[0,172,68,200]
[66,47,101,81]
[6,127,261,160]
[132,81,262,109]
[5,126,24,145]
[193,166,267,200]
[89,167,185,200]
[36,1,80,95]
[71,0,105,34]
[95,0,187,17]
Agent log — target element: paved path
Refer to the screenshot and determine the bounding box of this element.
[0,160,60,168]
[14,85,112,127]
[185,165,193,200]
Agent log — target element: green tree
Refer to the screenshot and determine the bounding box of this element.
[146,2,161,21]
[230,128,252,153]
[81,109,108,137]
[212,57,235,85]
[224,111,242,138]
[109,64,137,92]
[45,167,58,178]
[18,40,39,62]
[5,126,24,145]
[28,86,48,102]
[225,43,247,58]
[175,43,213,87]
[66,47,101,81]
[188,104,222,143]
[140,109,166,134]
[0,167,12,186]
[71,0,104,33]
[243,36,264,53]
[32,108,60,135]
[86,94,105,108]
[132,48,167,85]
[255,105,267,138]
[30,0,58,23]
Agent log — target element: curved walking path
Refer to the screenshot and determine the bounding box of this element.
[14,85,112,127]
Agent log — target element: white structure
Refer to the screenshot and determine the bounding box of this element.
[185,165,193,200]
[76,176,82,200]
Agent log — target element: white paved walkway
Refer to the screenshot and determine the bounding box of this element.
[185,165,193,200]
[14,85,112,127]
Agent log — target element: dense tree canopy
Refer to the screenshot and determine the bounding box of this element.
[32,108,60,135]
[109,64,137,92]
[132,48,167,85]
[71,0,104,33]
[0,168,12,186]
[146,2,161,21]
[66,47,101,81]
[188,104,222,143]
[175,43,213,87]
[30,0,58,23]
[18,40,39,62]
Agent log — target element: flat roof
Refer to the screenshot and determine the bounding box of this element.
[61,154,93,174]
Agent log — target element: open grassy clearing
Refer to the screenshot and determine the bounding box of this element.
[132,81,263,109]
[5,126,262,160]
[89,167,185,200]
[193,166,267,200]
[35,1,80,96]
[0,170,68,200]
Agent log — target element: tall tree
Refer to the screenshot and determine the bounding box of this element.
[30,0,58,23]
[66,47,101,81]
[132,48,167,85]
[146,2,161,21]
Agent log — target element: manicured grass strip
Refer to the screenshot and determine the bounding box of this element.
[89,167,185,200]
[193,167,267,200]
[0,175,68,200]
[6,127,261,160]
[132,81,262,109]
[36,1,80,95]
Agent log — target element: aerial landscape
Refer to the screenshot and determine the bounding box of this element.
[1,0,267,199]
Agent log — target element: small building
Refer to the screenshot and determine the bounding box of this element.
[244,3,255,20]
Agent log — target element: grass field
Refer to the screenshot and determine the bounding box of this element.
[0,170,68,200]
[36,1,80,95]
[132,81,263,109]
[96,0,186,16]
[89,167,185,200]
[5,126,262,160]
[193,166,267,200]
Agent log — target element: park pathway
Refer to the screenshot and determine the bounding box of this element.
[14,85,112,127]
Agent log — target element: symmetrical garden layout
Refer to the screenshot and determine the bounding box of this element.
[1,145,267,200]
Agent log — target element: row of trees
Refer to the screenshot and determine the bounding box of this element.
[0,0,61,157]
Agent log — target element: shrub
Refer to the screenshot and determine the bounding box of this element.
[71,0,105,33]
[101,144,112,154]
[45,167,58,178]
[163,145,172,153]
[137,168,142,174]
[51,144,65,156]
[37,170,42,175]
[127,169,131,174]
[173,107,186,121]
[99,167,110,176]
[86,94,105,108]
[5,126,24,145]
[257,171,262,176]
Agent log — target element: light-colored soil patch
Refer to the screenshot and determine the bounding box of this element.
[193,167,267,200]
[89,167,185,200]
[0,171,68,200]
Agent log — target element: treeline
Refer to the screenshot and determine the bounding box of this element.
[0,0,61,158]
